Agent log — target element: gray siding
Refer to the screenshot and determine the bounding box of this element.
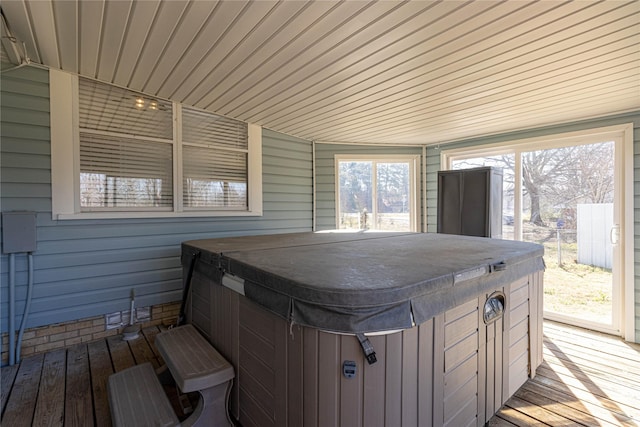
[423,112,640,341]
[314,144,424,231]
[425,147,441,233]
[0,67,313,332]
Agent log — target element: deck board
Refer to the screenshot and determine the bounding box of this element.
[531,369,640,423]
[87,339,114,427]
[1,321,638,426]
[519,381,636,427]
[64,344,94,427]
[511,387,608,426]
[2,353,44,426]
[33,349,66,426]
[128,331,161,368]
[0,364,18,415]
[141,325,164,359]
[106,335,135,373]
[493,321,640,426]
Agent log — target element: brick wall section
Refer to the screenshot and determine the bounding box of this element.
[1,301,180,365]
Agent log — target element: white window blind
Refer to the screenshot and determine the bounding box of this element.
[182,145,247,208]
[182,106,248,209]
[182,106,248,150]
[78,78,174,210]
[79,78,173,139]
[80,133,173,208]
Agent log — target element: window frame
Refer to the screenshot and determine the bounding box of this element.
[50,69,262,220]
[334,154,420,232]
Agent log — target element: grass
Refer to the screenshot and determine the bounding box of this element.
[544,264,612,324]
[522,224,613,325]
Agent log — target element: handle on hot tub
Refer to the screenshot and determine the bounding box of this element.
[490,261,507,272]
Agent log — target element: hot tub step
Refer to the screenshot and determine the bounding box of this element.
[108,325,235,427]
[155,324,235,427]
[155,324,234,393]
[107,362,179,427]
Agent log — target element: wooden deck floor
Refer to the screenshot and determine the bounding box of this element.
[492,321,640,427]
[1,326,168,427]
[1,321,639,426]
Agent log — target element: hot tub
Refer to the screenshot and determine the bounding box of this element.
[182,232,544,427]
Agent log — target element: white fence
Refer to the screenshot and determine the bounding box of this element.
[577,203,613,269]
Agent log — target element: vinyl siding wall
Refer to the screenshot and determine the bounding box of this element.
[0,66,313,333]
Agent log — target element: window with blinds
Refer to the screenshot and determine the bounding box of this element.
[182,107,248,209]
[78,78,174,211]
[80,133,173,208]
[76,78,252,213]
[79,79,173,140]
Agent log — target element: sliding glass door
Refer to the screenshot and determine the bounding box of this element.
[443,128,630,335]
[519,142,617,330]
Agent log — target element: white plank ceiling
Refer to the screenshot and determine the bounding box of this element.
[2,0,639,146]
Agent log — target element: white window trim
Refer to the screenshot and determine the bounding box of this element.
[439,123,635,342]
[334,154,420,232]
[50,69,262,219]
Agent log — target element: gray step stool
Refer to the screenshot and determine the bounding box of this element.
[108,324,235,427]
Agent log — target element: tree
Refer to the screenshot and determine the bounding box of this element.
[339,161,372,213]
[376,162,410,213]
[522,142,614,225]
[454,141,614,227]
[521,148,577,226]
[519,142,613,226]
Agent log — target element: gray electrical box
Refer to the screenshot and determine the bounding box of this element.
[2,211,37,253]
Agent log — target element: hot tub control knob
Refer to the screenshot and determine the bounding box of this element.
[343,360,356,379]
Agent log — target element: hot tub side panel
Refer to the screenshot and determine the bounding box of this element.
[507,270,544,397]
[435,297,484,426]
[191,278,437,427]
[189,269,300,426]
[188,269,544,427]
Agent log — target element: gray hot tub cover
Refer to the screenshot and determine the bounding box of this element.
[182,232,544,334]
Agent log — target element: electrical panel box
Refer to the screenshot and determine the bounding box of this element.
[2,211,37,253]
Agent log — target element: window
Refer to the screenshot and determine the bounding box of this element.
[50,69,262,219]
[335,155,419,232]
[78,78,174,211]
[181,106,248,210]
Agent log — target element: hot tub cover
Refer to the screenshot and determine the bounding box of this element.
[182,232,544,334]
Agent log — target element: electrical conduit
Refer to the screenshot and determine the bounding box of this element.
[8,253,15,366]
[16,252,34,363]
